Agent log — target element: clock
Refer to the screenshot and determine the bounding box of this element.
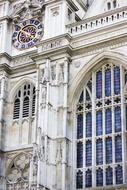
[12,19,44,50]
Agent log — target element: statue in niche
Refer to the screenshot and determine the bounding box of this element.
[56,141,62,164]
[58,65,64,83]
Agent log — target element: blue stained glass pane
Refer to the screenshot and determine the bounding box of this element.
[115,107,121,132]
[85,170,92,188]
[115,135,122,163]
[106,137,112,164]
[87,80,92,92]
[105,69,111,96]
[96,139,103,165]
[86,90,90,101]
[96,71,102,98]
[76,170,83,189]
[105,109,112,134]
[77,142,83,168]
[86,140,92,166]
[86,112,92,137]
[115,165,123,184]
[96,168,103,186]
[96,111,103,136]
[125,73,127,84]
[77,114,83,139]
[79,91,83,103]
[106,167,113,185]
[114,67,120,95]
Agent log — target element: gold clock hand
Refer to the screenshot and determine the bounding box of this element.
[20,29,35,39]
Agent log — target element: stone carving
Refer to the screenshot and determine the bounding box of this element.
[11,0,44,23]
[51,7,60,17]
[51,65,56,81]
[56,141,62,164]
[58,64,64,83]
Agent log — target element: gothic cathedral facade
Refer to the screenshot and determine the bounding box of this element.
[0,0,127,190]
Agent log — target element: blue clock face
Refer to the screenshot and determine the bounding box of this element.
[12,19,44,50]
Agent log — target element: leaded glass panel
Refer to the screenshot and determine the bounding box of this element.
[86,112,92,137]
[105,109,112,134]
[77,142,83,168]
[86,140,92,166]
[96,139,103,165]
[106,167,113,185]
[96,168,103,186]
[77,114,83,139]
[105,69,111,96]
[115,165,123,184]
[96,71,102,98]
[85,169,92,188]
[76,170,83,189]
[106,137,112,164]
[115,135,122,163]
[96,111,103,136]
[115,107,121,132]
[114,66,120,95]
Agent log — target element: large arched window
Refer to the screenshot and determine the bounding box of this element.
[76,62,127,189]
[13,83,36,119]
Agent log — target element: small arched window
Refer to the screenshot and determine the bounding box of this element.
[113,0,117,8]
[107,2,111,10]
[13,83,36,119]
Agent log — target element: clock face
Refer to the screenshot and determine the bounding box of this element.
[12,19,44,50]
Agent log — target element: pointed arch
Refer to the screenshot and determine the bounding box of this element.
[69,51,127,108]
[9,76,36,103]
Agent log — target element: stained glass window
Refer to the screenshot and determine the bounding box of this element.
[96,111,103,136]
[85,169,92,188]
[105,109,112,134]
[96,168,103,186]
[77,142,83,168]
[76,64,126,189]
[77,114,83,139]
[115,135,122,163]
[106,167,113,185]
[86,140,92,166]
[96,71,102,98]
[86,112,92,137]
[96,139,103,165]
[114,66,120,95]
[115,107,121,132]
[115,165,123,184]
[76,170,83,189]
[106,137,112,164]
[105,69,111,96]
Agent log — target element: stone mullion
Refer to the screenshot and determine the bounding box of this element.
[102,66,106,186]
[19,86,23,145]
[120,65,126,184]
[111,64,115,186]
[83,87,86,189]
[92,72,96,188]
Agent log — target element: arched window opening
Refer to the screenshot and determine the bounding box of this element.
[23,96,29,118]
[113,0,117,8]
[13,98,20,119]
[13,83,36,120]
[107,2,111,10]
[76,63,127,188]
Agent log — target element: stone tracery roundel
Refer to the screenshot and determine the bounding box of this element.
[6,153,30,184]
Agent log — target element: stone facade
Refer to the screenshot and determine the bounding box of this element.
[0,0,127,190]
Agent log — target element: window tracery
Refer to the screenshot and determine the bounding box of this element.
[13,83,36,120]
[76,62,126,188]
